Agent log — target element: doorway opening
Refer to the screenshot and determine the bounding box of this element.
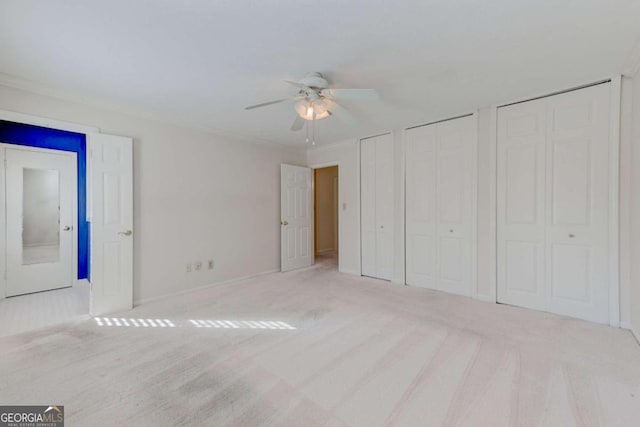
[0,116,134,337]
[313,165,339,269]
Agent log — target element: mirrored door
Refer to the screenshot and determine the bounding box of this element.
[5,148,76,297]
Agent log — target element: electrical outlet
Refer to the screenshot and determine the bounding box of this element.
[208,260,214,270]
[195,261,202,271]
[186,263,192,273]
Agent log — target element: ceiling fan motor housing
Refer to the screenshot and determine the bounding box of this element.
[299,72,329,90]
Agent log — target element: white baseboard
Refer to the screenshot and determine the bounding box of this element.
[391,279,406,286]
[133,268,279,306]
[631,327,640,346]
[475,294,496,303]
[74,278,90,287]
[620,321,632,330]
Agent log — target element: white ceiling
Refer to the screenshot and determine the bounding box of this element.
[1,0,640,146]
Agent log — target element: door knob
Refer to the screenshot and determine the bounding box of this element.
[281,221,289,226]
[118,230,133,236]
[63,226,72,231]
[569,234,575,238]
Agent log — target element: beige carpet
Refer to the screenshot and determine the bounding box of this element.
[0,257,639,426]
[0,283,89,337]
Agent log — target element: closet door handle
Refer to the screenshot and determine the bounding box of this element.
[118,230,133,236]
[569,234,575,238]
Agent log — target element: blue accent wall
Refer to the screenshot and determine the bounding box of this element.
[0,120,89,280]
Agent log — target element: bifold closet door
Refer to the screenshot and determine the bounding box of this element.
[405,116,475,296]
[361,134,393,280]
[497,83,611,324]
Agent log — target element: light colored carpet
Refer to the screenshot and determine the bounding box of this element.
[0,283,89,337]
[0,256,639,426]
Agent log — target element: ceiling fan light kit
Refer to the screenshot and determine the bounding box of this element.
[244,72,379,144]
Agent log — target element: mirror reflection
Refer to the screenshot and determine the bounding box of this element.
[22,168,60,265]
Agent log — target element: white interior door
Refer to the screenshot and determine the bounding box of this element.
[497,99,547,311]
[281,164,313,272]
[360,134,394,281]
[5,147,76,296]
[497,83,611,323]
[406,116,475,296]
[89,133,133,315]
[545,85,610,323]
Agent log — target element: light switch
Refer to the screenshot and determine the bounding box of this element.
[343,203,347,210]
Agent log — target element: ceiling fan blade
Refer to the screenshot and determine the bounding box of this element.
[284,80,308,89]
[291,115,305,132]
[324,99,358,126]
[244,96,301,110]
[325,88,379,101]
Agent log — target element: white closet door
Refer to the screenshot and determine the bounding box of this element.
[497,83,611,324]
[360,137,377,277]
[406,116,475,296]
[497,100,547,310]
[436,118,474,296]
[406,125,437,288]
[360,134,393,280]
[374,134,394,280]
[545,84,610,323]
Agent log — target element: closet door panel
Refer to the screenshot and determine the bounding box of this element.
[497,100,546,310]
[545,84,610,323]
[360,137,377,277]
[406,126,437,287]
[435,117,474,296]
[375,134,394,280]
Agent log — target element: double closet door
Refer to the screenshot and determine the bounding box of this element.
[405,116,476,296]
[361,133,394,280]
[497,83,611,324]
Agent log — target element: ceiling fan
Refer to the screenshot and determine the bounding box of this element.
[244,72,379,134]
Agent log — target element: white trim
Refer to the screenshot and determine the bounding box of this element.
[395,129,406,286]
[630,328,640,347]
[308,161,341,272]
[470,112,479,300]
[0,108,99,134]
[133,268,279,306]
[356,139,362,277]
[608,75,622,327]
[488,106,498,303]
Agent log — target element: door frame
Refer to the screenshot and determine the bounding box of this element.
[308,161,341,271]
[0,109,101,299]
[0,144,78,297]
[491,76,622,327]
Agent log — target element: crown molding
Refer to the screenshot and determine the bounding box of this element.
[0,72,302,153]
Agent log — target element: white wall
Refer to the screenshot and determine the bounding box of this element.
[629,69,640,339]
[0,84,306,303]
